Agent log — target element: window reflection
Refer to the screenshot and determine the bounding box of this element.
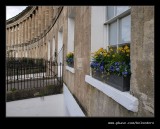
[116,6,129,15]
[120,15,131,43]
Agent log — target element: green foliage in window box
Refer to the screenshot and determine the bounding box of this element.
[66,52,74,67]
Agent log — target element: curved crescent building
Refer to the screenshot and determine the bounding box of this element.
[6,6,154,117]
[6,6,62,60]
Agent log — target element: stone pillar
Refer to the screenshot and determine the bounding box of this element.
[19,23,21,44]
[6,28,8,46]
[12,27,14,46]
[41,6,45,32]
[15,25,18,45]
[38,7,41,36]
[12,26,14,45]
[17,24,19,45]
[8,28,10,47]
[49,6,52,26]
[24,20,26,43]
[31,14,34,40]
[21,22,23,44]
[14,25,16,45]
[10,27,13,46]
[13,26,15,46]
[45,6,49,28]
[41,6,43,33]
[6,28,8,47]
[35,10,38,37]
[28,17,31,42]
[15,25,17,45]
[26,19,28,42]
[17,25,19,45]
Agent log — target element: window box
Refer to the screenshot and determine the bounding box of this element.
[66,52,74,68]
[67,63,74,68]
[92,69,130,92]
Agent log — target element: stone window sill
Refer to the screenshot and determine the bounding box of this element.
[66,66,75,73]
[85,75,139,112]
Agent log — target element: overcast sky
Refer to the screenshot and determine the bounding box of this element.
[6,6,27,20]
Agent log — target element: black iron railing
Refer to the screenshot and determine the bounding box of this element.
[6,57,63,92]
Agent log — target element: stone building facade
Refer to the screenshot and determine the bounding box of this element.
[6,6,154,117]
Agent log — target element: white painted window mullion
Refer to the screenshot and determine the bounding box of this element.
[114,6,116,17]
[117,19,119,49]
[106,24,109,51]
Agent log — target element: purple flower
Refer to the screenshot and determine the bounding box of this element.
[115,62,120,66]
[110,66,115,72]
[90,62,95,68]
[116,68,120,71]
[100,61,104,66]
[90,62,99,68]
[122,71,128,75]
[100,65,104,72]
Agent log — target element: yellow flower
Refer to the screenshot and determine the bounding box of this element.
[103,53,107,57]
[112,55,115,58]
[122,50,125,53]
[107,54,110,57]
[98,48,103,52]
[118,47,123,51]
[124,45,129,50]
[126,49,130,53]
[110,48,113,51]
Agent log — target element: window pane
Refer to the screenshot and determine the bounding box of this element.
[107,6,114,20]
[116,6,129,15]
[119,15,131,43]
[109,21,117,45]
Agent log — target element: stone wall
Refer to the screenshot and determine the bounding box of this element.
[130,6,154,116]
[63,6,154,117]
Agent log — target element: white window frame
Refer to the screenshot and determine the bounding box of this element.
[104,6,131,50]
[66,9,75,73]
[67,17,75,53]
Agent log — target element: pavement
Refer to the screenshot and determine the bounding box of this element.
[6,94,70,117]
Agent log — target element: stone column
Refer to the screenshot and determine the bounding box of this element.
[6,28,8,47]
[35,10,38,37]
[13,26,15,46]
[26,19,28,42]
[17,24,19,45]
[31,14,34,40]
[10,27,13,46]
[38,6,41,36]
[24,20,26,43]
[40,6,43,33]
[41,6,45,32]
[6,28,8,46]
[28,17,31,42]
[45,7,49,29]
[12,27,14,46]
[8,28,10,47]
[48,6,52,26]
[19,23,21,44]
[26,18,28,42]
[41,6,44,33]
[21,22,23,44]
[15,25,17,45]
